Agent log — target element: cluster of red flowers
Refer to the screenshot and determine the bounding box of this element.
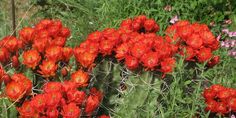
[203,84,236,115]
[165,20,220,67]
[74,15,220,78]
[0,19,109,118]
[16,82,103,118]
[1,70,106,118]
[0,19,73,78]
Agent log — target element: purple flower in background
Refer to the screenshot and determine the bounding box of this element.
[221,39,236,48]
[222,29,229,34]
[228,32,236,37]
[222,29,236,37]
[231,115,236,118]
[228,49,236,58]
[170,15,178,24]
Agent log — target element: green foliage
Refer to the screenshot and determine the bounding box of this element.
[0,98,18,118]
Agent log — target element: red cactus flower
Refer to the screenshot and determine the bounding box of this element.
[45,46,63,62]
[120,19,133,30]
[153,23,160,32]
[70,69,89,87]
[46,108,59,118]
[200,30,215,45]
[12,55,20,68]
[115,43,130,61]
[134,15,147,23]
[205,99,218,112]
[45,92,62,108]
[144,19,156,32]
[47,24,61,37]
[191,23,202,33]
[119,33,131,43]
[228,98,236,111]
[23,49,41,69]
[50,36,66,47]
[102,28,116,37]
[85,41,99,54]
[66,89,86,105]
[34,30,50,39]
[177,25,193,39]
[38,60,58,78]
[154,44,172,59]
[1,74,11,85]
[207,39,220,51]
[59,27,71,38]
[85,88,103,114]
[132,21,142,32]
[105,31,120,43]
[180,46,196,61]
[130,43,149,59]
[31,94,46,112]
[160,58,176,78]
[32,37,50,53]
[62,47,73,62]
[175,20,190,27]
[17,101,39,118]
[203,88,216,101]
[19,27,35,44]
[99,39,115,55]
[62,81,77,92]
[37,19,53,29]
[216,102,229,114]
[87,31,103,42]
[74,51,97,69]
[125,55,139,70]
[2,36,18,52]
[11,73,32,94]
[229,88,236,97]
[61,102,81,118]
[90,87,103,100]
[141,51,159,70]
[5,81,25,101]
[197,48,212,63]
[210,84,225,93]
[43,82,62,93]
[217,88,231,99]
[186,34,203,49]
[0,47,10,64]
[207,56,220,68]
[0,66,10,85]
[17,39,24,49]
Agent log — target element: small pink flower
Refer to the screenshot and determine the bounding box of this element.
[228,32,236,37]
[222,29,229,34]
[224,19,232,25]
[216,34,221,41]
[170,15,179,24]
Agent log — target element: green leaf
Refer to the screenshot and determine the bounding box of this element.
[0,98,17,118]
[184,80,192,85]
